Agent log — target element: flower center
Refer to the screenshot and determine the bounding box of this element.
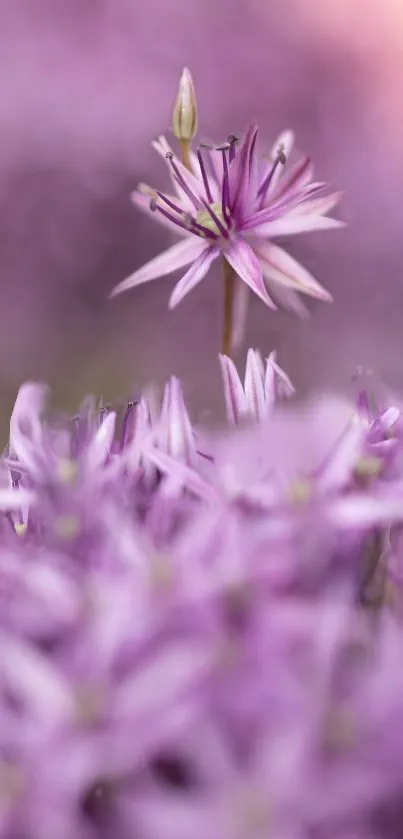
[196,202,228,236]
[289,478,311,505]
[354,455,383,479]
[54,515,81,539]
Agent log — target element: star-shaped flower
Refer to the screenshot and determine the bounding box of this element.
[111,125,343,329]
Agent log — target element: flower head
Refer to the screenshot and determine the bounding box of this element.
[111,124,343,336]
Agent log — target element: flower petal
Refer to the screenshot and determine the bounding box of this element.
[289,191,343,218]
[169,245,219,308]
[264,351,295,410]
[85,411,116,472]
[271,155,313,201]
[0,487,35,510]
[244,349,266,421]
[268,283,311,318]
[223,239,277,308]
[110,238,207,298]
[9,382,49,474]
[250,214,345,238]
[259,129,295,197]
[218,354,248,425]
[255,242,333,302]
[158,377,196,464]
[228,124,259,217]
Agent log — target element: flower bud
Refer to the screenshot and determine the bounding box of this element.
[171,67,198,141]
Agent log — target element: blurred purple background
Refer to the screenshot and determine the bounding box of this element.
[0,0,403,428]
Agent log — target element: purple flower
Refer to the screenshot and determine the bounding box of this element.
[111,125,343,326]
[219,348,294,424]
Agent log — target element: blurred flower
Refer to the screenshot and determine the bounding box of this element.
[219,348,294,424]
[1,359,403,838]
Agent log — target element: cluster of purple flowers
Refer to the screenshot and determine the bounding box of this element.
[2,70,403,839]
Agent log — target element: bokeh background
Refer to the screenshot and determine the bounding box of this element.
[0,0,403,430]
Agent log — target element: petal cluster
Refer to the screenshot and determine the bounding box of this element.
[112,125,342,339]
[2,359,403,838]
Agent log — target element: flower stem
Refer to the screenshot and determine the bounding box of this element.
[222,258,236,357]
[179,139,193,172]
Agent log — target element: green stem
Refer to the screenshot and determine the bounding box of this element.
[222,259,236,357]
[179,139,193,172]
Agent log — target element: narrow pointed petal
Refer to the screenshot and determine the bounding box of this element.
[203,147,224,200]
[169,245,219,308]
[317,417,367,493]
[256,242,333,302]
[268,283,311,318]
[330,492,403,529]
[158,377,196,464]
[0,487,35,510]
[144,446,215,502]
[9,382,49,473]
[290,191,343,217]
[228,124,259,215]
[264,351,295,410]
[219,354,248,425]
[1,636,74,720]
[231,279,250,352]
[110,238,206,298]
[244,349,266,421]
[85,411,116,472]
[251,214,345,238]
[224,239,277,308]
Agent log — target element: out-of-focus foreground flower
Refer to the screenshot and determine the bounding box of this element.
[2,353,403,839]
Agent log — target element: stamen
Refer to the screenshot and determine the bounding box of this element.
[257,145,287,204]
[196,148,213,203]
[150,201,211,237]
[199,197,228,238]
[227,134,239,163]
[155,191,188,218]
[188,216,217,238]
[165,154,202,210]
[120,401,136,451]
[220,148,231,226]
